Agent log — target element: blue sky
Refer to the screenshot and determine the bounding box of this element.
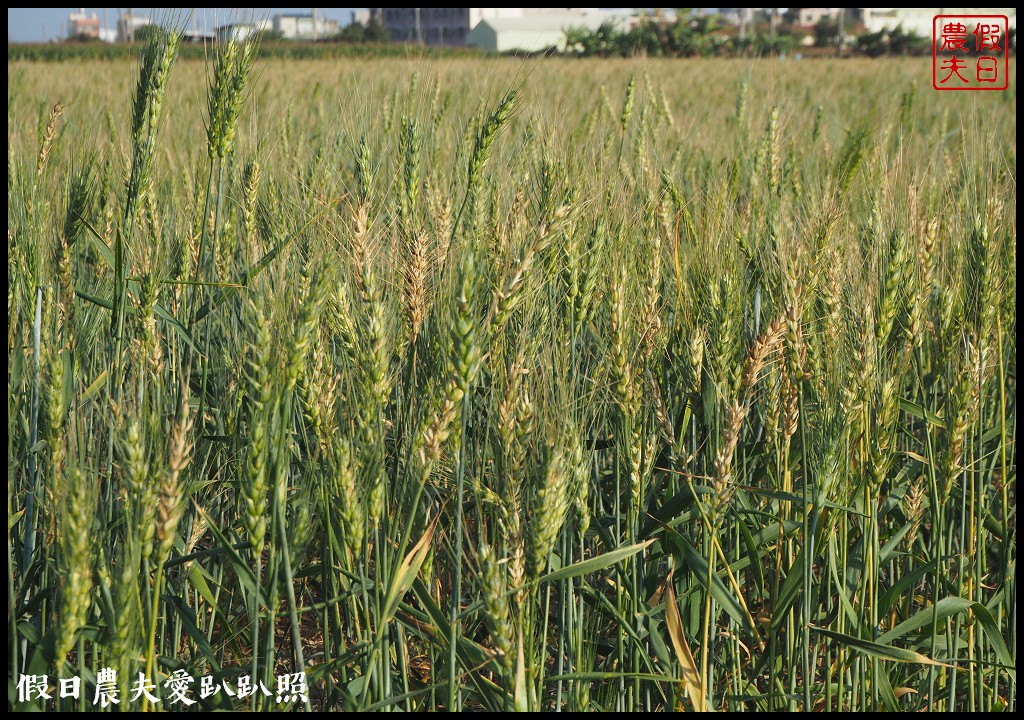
[7,8,364,43]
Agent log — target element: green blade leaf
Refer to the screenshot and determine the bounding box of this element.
[812,626,952,666]
[539,538,653,583]
[877,596,972,645]
[969,602,1016,682]
[679,537,755,636]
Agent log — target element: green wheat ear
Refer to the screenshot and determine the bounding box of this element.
[6,45,1014,713]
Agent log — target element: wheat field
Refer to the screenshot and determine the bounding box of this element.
[7,39,1017,712]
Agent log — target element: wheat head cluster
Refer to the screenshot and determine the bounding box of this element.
[6,30,1016,712]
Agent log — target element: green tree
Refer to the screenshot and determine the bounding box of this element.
[254,29,285,44]
[814,18,839,48]
[132,24,162,44]
[332,20,390,43]
[363,19,390,43]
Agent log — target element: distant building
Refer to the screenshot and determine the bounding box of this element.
[182,30,216,44]
[862,7,1016,36]
[351,9,371,26]
[215,20,272,43]
[369,8,518,45]
[273,13,339,40]
[369,8,603,46]
[117,13,151,42]
[615,8,678,30]
[68,9,101,39]
[466,11,627,53]
[717,8,766,25]
[790,8,843,28]
[716,7,768,38]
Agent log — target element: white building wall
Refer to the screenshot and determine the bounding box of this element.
[863,8,1016,36]
[797,8,841,27]
[468,12,619,52]
[216,19,271,43]
[495,28,567,52]
[274,15,335,39]
[372,8,613,46]
[117,14,151,42]
[470,8,526,29]
[468,9,603,29]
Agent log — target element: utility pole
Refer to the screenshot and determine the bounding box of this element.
[415,7,422,44]
[770,7,778,53]
[837,8,845,57]
[311,8,317,41]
